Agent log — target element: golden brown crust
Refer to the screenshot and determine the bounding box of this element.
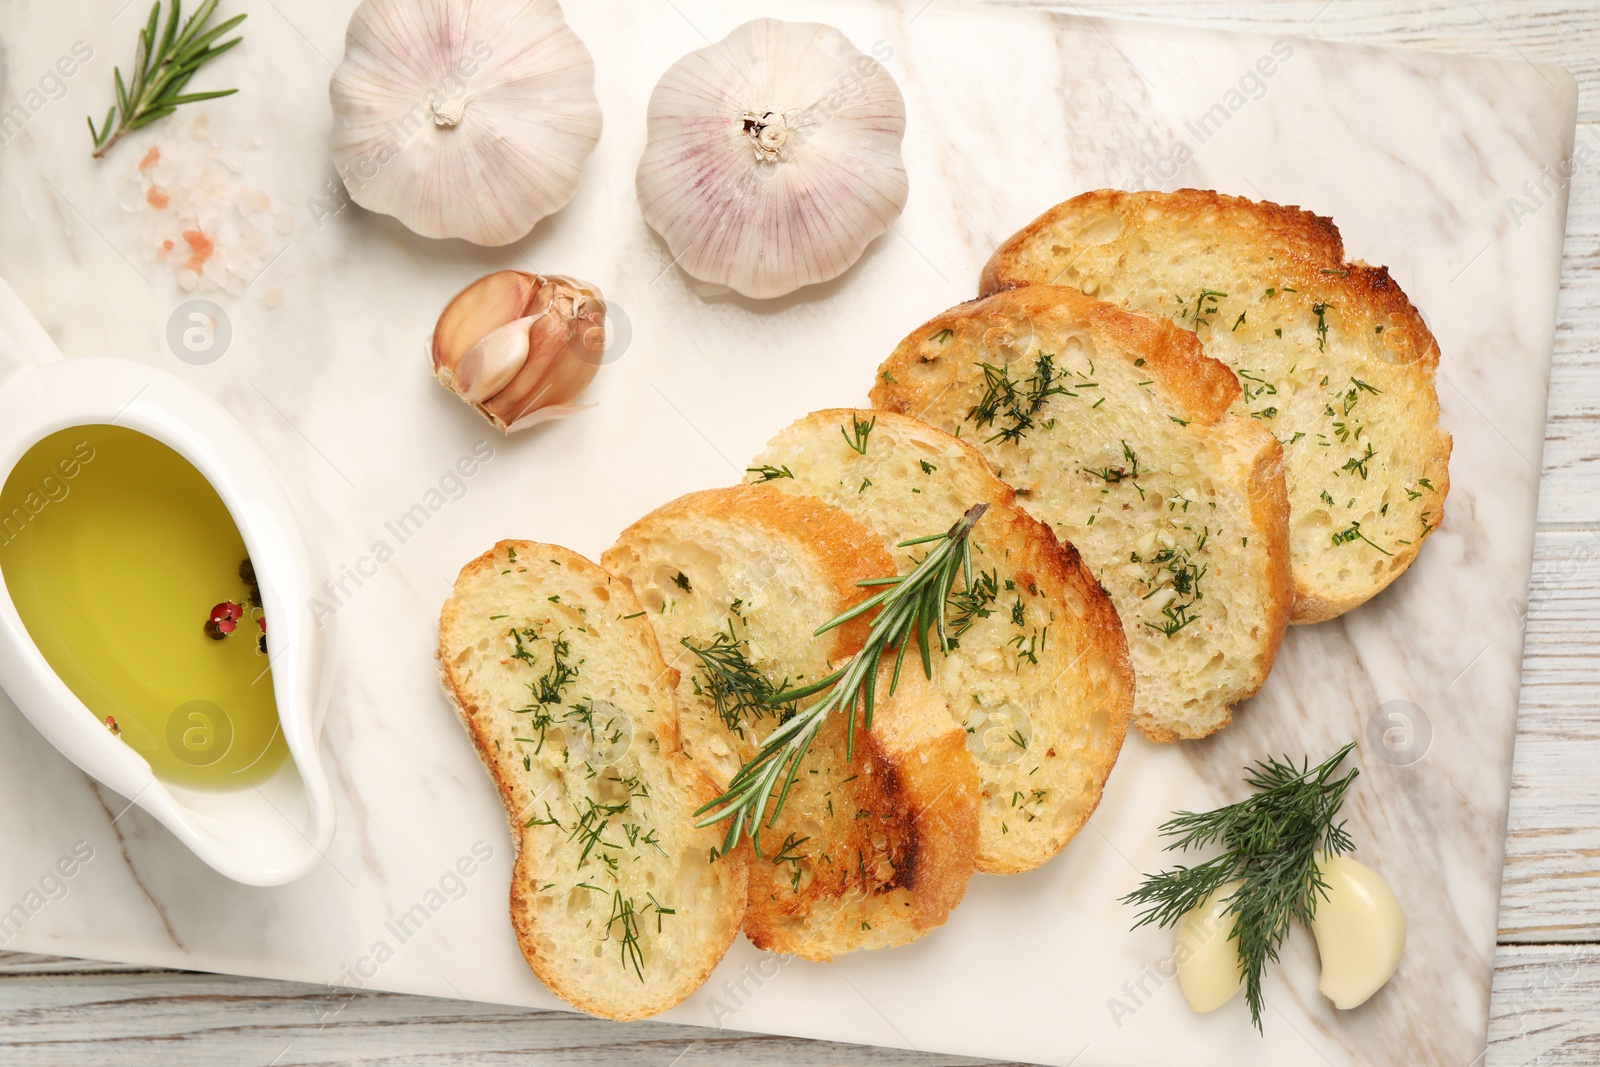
[980,188,1347,296]
[1242,441,1295,687]
[603,487,978,960]
[438,542,747,1020]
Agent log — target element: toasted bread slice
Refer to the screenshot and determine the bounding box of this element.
[871,287,1292,741]
[979,189,1451,622]
[438,543,747,1020]
[747,409,1133,873]
[602,486,978,960]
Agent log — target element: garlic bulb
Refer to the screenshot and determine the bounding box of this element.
[432,271,605,432]
[330,0,602,246]
[636,19,909,299]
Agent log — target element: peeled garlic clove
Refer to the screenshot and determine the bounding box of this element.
[1311,854,1405,1010]
[636,19,909,299]
[329,0,602,246]
[1174,881,1246,1013]
[432,272,606,433]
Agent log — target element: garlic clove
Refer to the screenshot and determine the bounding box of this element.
[1174,881,1246,1013]
[434,271,538,380]
[452,316,536,404]
[1311,854,1405,1010]
[636,19,909,299]
[330,0,602,246]
[432,271,606,433]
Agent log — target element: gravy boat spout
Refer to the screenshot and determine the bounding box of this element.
[0,280,336,886]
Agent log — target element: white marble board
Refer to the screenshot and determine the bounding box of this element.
[0,0,1579,1064]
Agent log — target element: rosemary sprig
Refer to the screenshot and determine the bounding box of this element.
[1122,743,1359,1032]
[88,0,246,158]
[695,504,989,857]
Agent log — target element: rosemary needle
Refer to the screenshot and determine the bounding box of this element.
[1122,742,1360,1032]
[88,0,246,159]
[695,503,988,857]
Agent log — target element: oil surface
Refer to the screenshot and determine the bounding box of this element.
[0,425,287,789]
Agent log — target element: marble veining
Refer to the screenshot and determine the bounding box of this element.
[0,1,1577,1064]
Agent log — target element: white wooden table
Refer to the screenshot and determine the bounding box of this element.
[2,2,1595,1063]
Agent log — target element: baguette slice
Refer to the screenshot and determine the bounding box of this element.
[438,543,747,1020]
[749,409,1133,873]
[602,486,978,960]
[980,188,1451,622]
[871,287,1292,741]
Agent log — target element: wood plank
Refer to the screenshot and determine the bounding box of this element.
[0,966,1014,1066]
[1499,528,1600,941]
[0,943,1593,1066]
[0,952,154,976]
[1541,125,1600,526]
[1490,943,1600,1065]
[1016,0,1600,120]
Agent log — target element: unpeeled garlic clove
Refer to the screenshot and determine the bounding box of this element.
[1174,881,1246,1013]
[431,271,606,433]
[1311,854,1405,1010]
[453,316,535,403]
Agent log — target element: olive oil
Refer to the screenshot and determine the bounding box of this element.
[0,425,288,789]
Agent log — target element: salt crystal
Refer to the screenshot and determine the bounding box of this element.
[260,284,284,309]
[177,269,199,291]
[274,211,294,235]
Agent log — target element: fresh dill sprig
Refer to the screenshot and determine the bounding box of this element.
[696,504,989,856]
[841,414,876,454]
[946,566,999,638]
[1332,521,1393,556]
[1312,301,1334,351]
[1122,743,1360,1033]
[1085,440,1144,490]
[88,0,246,158]
[1182,288,1228,329]
[967,353,1072,444]
[605,891,646,981]
[747,463,794,482]
[682,622,791,738]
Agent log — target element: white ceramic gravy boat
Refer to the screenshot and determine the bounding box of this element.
[0,277,336,885]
